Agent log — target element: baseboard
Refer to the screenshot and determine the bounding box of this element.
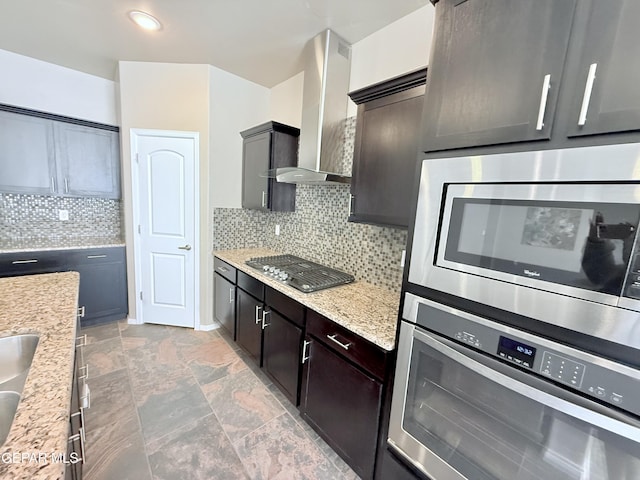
[127,316,142,325]
[199,323,219,332]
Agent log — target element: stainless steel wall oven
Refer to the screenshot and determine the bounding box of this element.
[389,143,640,479]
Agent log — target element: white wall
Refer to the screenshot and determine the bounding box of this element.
[118,61,212,326]
[0,49,117,125]
[269,72,304,128]
[210,66,270,208]
[350,6,435,92]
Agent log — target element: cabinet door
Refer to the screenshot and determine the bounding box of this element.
[351,84,425,228]
[76,256,127,325]
[242,132,271,210]
[54,122,121,198]
[0,110,57,195]
[301,338,383,480]
[214,273,236,339]
[567,0,640,137]
[422,0,576,152]
[262,309,302,405]
[236,288,263,364]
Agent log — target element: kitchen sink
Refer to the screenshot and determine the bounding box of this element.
[0,391,20,447]
[0,334,40,393]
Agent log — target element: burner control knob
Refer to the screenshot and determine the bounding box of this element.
[273,268,280,276]
[269,266,276,273]
[262,265,270,272]
[279,272,288,281]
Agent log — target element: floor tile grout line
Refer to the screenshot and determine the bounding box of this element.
[117,329,155,480]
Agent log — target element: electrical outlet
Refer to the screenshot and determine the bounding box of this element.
[400,249,406,267]
[275,224,281,236]
[58,209,69,221]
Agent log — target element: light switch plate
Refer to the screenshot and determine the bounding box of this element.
[59,209,69,221]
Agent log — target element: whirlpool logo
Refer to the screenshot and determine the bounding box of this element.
[524,269,541,278]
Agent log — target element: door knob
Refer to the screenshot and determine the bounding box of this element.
[178,244,192,251]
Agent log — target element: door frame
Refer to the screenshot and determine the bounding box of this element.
[130,128,201,329]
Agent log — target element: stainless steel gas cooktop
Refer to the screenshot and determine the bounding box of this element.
[245,254,355,293]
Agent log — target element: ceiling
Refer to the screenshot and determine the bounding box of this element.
[0,0,429,88]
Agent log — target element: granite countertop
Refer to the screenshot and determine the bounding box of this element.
[0,237,125,254]
[214,248,400,351]
[0,272,80,480]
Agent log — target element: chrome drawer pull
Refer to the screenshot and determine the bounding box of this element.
[217,266,229,273]
[78,306,86,318]
[536,73,551,131]
[302,340,311,364]
[578,63,598,126]
[261,310,271,329]
[80,383,91,410]
[79,364,89,380]
[12,259,38,264]
[327,334,351,351]
[76,334,87,348]
[229,287,234,303]
[87,254,107,259]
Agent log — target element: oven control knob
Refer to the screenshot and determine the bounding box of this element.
[273,268,280,276]
[263,265,270,272]
[279,272,289,281]
[269,266,276,273]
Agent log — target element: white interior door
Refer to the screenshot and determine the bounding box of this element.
[133,131,198,328]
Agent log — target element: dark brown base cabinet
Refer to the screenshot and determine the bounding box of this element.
[301,311,388,480]
[214,257,237,339]
[0,246,128,326]
[236,284,264,365]
[262,287,305,406]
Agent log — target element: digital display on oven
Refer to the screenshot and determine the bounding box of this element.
[497,336,536,368]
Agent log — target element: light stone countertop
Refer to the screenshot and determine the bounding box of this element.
[214,248,400,351]
[0,272,80,480]
[0,237,125,254]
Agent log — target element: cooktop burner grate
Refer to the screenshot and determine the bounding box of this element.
[246,254,355,293]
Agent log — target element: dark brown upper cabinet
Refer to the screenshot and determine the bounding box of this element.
[348,68,427,228]
[240,121,298,212]
[421,0,577,153]
[566,0,640,137]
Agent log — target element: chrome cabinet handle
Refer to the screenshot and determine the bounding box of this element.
[178,244,192,251]
[327,334,351,351]
[261,310,271,329]
[349,194,355,216]
[64,177,69,193]
[76,334,87,348]
[229,287,234,303]
[79,364,89,381]
[217,266,229,273]
[81,383,91,410]
[78,306,85,318]
[255,305,262,324]
[51,177,56,193]
[261,191,266,208]
[578,63,598,126]
[536,74,551,131]
[68,429,86,465]
[301,340,311,364]
[87,254,107,259]
[12,259,38,264]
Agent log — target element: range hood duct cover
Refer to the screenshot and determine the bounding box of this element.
[277,29,352,184]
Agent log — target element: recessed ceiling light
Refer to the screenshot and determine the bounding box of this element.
[127,10,162,31]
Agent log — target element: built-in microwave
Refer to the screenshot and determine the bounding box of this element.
[408,142,640,352]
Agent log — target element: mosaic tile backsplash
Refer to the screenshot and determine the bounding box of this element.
[213,116,408,292]
[0,193,122,242]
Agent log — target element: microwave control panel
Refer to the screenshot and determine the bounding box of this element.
[416,301,640,417]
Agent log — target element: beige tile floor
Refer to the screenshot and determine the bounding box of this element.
[80,320,360,480]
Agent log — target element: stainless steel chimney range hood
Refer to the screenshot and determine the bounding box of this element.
[271,29,352,185]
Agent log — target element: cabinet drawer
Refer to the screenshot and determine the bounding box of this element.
[70,246,125,265]
[214,257,236,283]
[265,286,305,327]
[237,270,264,301]
[0,250,70,277]
[307,310,388,381]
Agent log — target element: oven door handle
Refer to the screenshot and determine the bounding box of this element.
[413,327,640,443]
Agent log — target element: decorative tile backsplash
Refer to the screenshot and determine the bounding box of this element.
[213,116,408,292]
[0,193,122,242]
